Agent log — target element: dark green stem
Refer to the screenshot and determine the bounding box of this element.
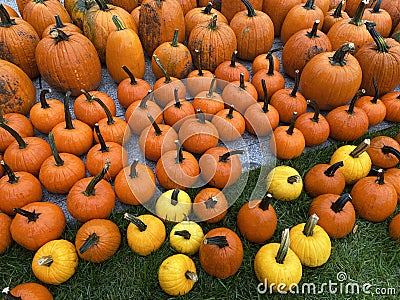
[241,0,256,17]
[381,146,400,160]
[275,228,290,264]
[226,105,235,119]
[13,208,41,223]
[170,29,179,47]
[370,77,379,104]
[330,193,351,213]
[267,52,275,76]
[50,28,70,44]
[303,213,319,237]
[153,54,171,83]
[194,49,204,76]
[174,88,182,108]
[1,290,22,300]
[54,15,66,29]
[83,160,110,196]
[365,21,390,53]
[349,0,368,26]
[175,140,184,164]
[207,14,218,30]
[346,89,365,114]
[324,161,344,177]
[371,0,382,13]
[79,233,99,254]
[202,2,213,14]
[64,90,74,130]
[122,65,137,85]
[286,112,298,135]
[261,79,269,113]
[171,188,180,206]
[147,114,162,136]
[230,50,237,67]
[306,20,320,38]
[124,213,147,231]
[303,0,315,10]
[1,160,19,184]
[332,1,345,18]
[0,4,16,27]
[48,131,64,166]
[219,150,245,162]
[287,175,302,184]
[81,89,95,102]
[94,124,109,153]
[93,97,115,125]
[239,73,246,90]
[174,230,191,239]
[289,70,300,97]
[206,77,216,98]
[375,168,385,185]
[112,15,126,31]
[0,122,28,149]
[258,193,273,211]
[94,0,110,11]
[203,236,228,248]
[129,159,139,178]
[204,196,218,209]
[139,90,153,109]
[306,99,321,122]
[196,109,206,124]
[329,42,355,66]
[39,89,51,109]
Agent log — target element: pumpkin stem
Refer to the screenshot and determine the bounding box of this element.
[349,139,370,158]
[324,161,344,177]
[94,0,110,11]
[1,160,19,184]
[330,193,352,213]
[286,112,298,135]
[303,213,319,237]
[171,188,180,206]
[346,89,365,114]
[267,52,275,76]
[202,2,213,14]
[83,159,110,196]
[306,20,320,38]
[219,150,245,162]
[226,105,235,119]
[287,175,302,184]
[0,122,28,149]
[203,236,229,248]
[37,255,53,267]
[332,1,345,18]
[39,89,52,109]
[230,50,238,68]
[261,79,270,113]
[306,99,321,122]
[124,213,147,231]
[0,4,16,27]
[175,140,185,164]
[381,146,400,160]
[129,159,139,178]
[370,77,379,104]
[241,0,256,17]
[173,88,182,108]
[94,124,109,153]
[195,109,206,124]
[349,0,369,26]
[303,0,316,10]
[139,90,153,109]
[329,42,355,66]
[375,168,386,185]
[49,28,71,44]
[207,14,218,30]
[1,287,22,300]
[53,15,67,29]
[122,65,137,85]
[185,271,198,282]
[79,233,99,254]
[371,0,382,13]
[275,228,290,264]
[153,54,171,83]
[194,49,204,76]
[170,29,179,47]
[289,70,300,97]
[238,73,247,90]
[365,21,390,53]
[81,89,96,102]
[204,196,218,209]
[206,77,216,98]
[147,114,163,136]
[258,193,273,211]
[174,230,191,240]
[93,98,115,125]
[112,15,126,31]
[13,208,41,222]
[48,131,64,166]
[63,90,75,130]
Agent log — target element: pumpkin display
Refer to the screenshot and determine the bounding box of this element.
[381,92,400,122]
[169,221,204,255]
[289,214,331,267]
[186,49,215,97]
[155,140,200,190]
[163,88,195,131]
[236,193,277,243]
[299,42,362,110]
[254,229,302,292]
[106,15,145,83]
[214,51,250,89]
[10,202,66,251]
[199,227,244,279]
[2,282,53,300]
[270,112,306,160]
[0,212,12,254]
[155,188,192,222]
[39,132,86,194]
[158,254,198,296]
[0,4,39,78]
[0,59,36,115]
[124,213,166,256]
[366,136,400,169]
[211,105,246,142]
[0,161,42,215]
[389,213,400,240]
[41,15,81,38]
[193,188,229,223]
[362,0,392,37]
[35,29,102,96]
[31,239,78,285]
[309,193,356,238]
[384,168,400,202]
[322,0,350,33]
[66,161,116,222]
[75,219,121,263]
[304,161,345,197]
[192,77,225,119]
[266,165,303,201]
[351,169,397,222]
[262,0,302,36]
[64,0,96,29]
[252,49,281,74]
[29,89,64,134]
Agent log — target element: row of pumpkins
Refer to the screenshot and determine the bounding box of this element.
[1,134,400,297]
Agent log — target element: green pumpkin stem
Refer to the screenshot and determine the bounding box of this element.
[0,4,16,27]
[375,168,385,185]
[371,0,382,13]
[206,77,216,98]
[196,109,206,124]
[349,0,369,26]
[1,288,22,300]
[241,0,256,17]
[332,1,345,18]
[185,271,198,282]
[219,150,245,162]
[171,188,180,206]
[303,0,315,10]
[365,21,390,53]
[79,233,99,254]
[94,124,109,153]
[267,52,275,76]
[226,105,235,119]
[349,139,370,158]
[173,88,182,108]
[370,77,379,104]
[324,161,344,177]
[63,90,74,130]
[122,65,137,85]
[124,213,147,231]
[0,122,28,149]
[331,193,352,213]
[1,160,19,184]
[94,0,110,11]
[139,90,153,109]
[381,146,400,160]
[48,131,64,166]
[230,50,238,67]
[306,20,320,38]
[153,54,171,83]
[37,255,53,267]
[50,28,70,44]
[194,49,204,76]
[204,196,218,209]
[54,15,66,29]
[174,230,191,240]
[129,159,139,178]
[238,73,247,90]
[329,42,355,66]
[81,89,96,102]
[93,97,115,125]
[171,29,179,47]
[203,236,229,248]
[346,89,365,114]
[175,140,185,164]
[261,79,270,113]
[147,114,162,136]
[275,228,290,264]
[202,2,213,14]
[13,208,41,222]
[83,160,110,196]
[39,89,52,109]
[289,70,300,97]
[303,213,319,237]
[286,112,298,135]
[306,99,321,122]
[287,175,302,184]
[259,193,273,211]
[112,15,126,31]
[207,14,218,30]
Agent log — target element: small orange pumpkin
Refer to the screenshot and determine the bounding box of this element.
[193,188,228,223]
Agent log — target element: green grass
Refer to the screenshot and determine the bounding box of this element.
[1,124,400,300]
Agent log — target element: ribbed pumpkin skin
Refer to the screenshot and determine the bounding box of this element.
[263,0,301,36]
[35,31,102,96]
[106,0,139,12]
[8,282,54,300]
[0,59,36,114]
[221,0,263,22]
[0,212,12,254]
[380,0,400,31]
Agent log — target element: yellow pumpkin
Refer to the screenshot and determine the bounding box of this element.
[254,229,302,293]
[266,166,303,201]
[31,239,78,285]
[125,213,166,256]
[158,254,197,296]
[289,214,331,267]
[169,221,204,255]
[330,139,372,185]
[155,188,192,222]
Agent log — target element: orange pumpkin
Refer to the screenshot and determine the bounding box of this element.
[193,188,228,223]
[0,212,12,254]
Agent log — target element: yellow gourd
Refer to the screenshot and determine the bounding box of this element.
[169,221,204,255]
[266,166,303,201]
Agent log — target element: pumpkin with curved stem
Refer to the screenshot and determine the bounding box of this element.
[199,227,243,279]
[350,169,397,222]
[32,239,78,285]
[1,4,19,17]
[389,213,400,240]
[158,254,198,296]
[155,188,192,222]
[263,0,302,36]
[237,193,277,243]
[29,89,64,134]
[289,214,331,267]
[155,140,200,190]
[75,219,121,263]
[380,92,400,122]
[309,193,356,238]
[221,0,263,22]
[125,213,166,256]
[362,0,392,37]
[2,282,53,300]
[39,132,86,194]
[254,228,302,292]
[294,99,330,146]
[266,166,303,201]
[304,161,345,197]
[139,114,178,161]
[66,161,115,222]
[192,77,224,120]
[366,136,400,169]
[169,221,204,255]
[163,88,195,131]
[385,168,400,202]
[0,213,12,254]
[244,79,280,137]
[252,49,281,74]
[52,91,93,156]
[0,161,42,215]
[41,15,82,38]
[186,49,215,97]
[10,202,66,251]
[211,105,245,142]
[193,188,228,223]
[323,1,350,33]
[214,51,250,90]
